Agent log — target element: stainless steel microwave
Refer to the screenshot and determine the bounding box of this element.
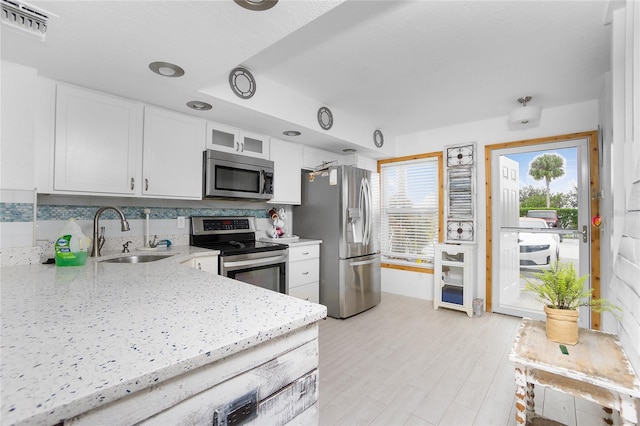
[203,150,274,200]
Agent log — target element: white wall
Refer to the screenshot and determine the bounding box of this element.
[603,1,640,375]
[1,61,40,250]
[382,101,599,302]
[1,61,37,191]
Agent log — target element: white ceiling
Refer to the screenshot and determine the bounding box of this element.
[1,0,611,159]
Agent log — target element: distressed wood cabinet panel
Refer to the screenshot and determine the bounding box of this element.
[140,351,318,425]
[65,323,319,425]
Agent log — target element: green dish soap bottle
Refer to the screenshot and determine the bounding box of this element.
[55,218,90,267]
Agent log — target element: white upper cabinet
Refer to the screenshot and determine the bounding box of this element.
[54,84,142,194]
[241,130,270,159]
[142,106,205,199]
[301,146,344,170]
[206,121,270,159]
[269,138,302,205]
[52,85,205,199]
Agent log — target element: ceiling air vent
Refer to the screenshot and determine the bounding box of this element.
[1,0,50,40]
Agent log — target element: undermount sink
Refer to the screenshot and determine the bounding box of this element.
[99,255,172,264]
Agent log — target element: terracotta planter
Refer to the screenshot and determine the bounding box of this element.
[544,305,579,345]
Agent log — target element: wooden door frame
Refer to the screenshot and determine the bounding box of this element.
[484,130,602,329]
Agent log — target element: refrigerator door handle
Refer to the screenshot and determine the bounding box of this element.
[349,258,378,267]
[362,177,372,246]
[358,179,365,245]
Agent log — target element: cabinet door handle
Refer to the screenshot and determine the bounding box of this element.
[197,262,202,270]
[235,141,240,152]
[130,177,135,190]
[145,178,149,191]
[302,271,309,275]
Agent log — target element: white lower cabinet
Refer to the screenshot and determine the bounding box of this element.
[181,255,219,275]
[433,243,476,317]
[287,243,320,303]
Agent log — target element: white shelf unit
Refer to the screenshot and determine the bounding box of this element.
[434,243,476,317]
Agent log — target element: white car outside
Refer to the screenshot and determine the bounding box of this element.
[519,217,560,268]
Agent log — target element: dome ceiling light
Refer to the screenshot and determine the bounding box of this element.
[149,61,185,78]
[233,0,278,11]
[509,95,542,126]
[186,101,212,111]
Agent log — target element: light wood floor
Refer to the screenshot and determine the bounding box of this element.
[313,292,612,426]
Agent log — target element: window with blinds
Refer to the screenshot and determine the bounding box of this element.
[380,155,441,268]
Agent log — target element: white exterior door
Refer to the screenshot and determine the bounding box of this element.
[491,139,591,325]
[496,156,520,308]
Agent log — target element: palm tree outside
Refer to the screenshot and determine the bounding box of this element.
[529,153,565,208]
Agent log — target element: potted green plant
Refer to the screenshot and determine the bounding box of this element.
[524,261,621,345]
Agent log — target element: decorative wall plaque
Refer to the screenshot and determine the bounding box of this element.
[317,106,333,130]
[229,67,256,99]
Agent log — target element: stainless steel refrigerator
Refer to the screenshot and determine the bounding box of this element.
[293,165,381,318]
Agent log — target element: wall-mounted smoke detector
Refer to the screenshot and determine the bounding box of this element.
[1,0,52,40]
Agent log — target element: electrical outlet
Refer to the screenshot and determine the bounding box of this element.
[177,216,185,229]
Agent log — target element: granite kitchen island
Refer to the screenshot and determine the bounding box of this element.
[1,247,327,426]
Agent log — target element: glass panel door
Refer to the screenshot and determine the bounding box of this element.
[492,139,591,328]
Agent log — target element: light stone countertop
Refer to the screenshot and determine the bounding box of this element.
[283,238,323,247]
[259,237,322,247]
[1,246,327,426]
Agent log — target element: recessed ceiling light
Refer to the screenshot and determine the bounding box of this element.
[343,148,357,153]
[186,101,212,111]
[149,62,185,78]
[282,130,301,136]
[233,0,278,11]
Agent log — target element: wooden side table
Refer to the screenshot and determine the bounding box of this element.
[509,318,640,425]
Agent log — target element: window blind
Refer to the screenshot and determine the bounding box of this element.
[380,157,439,267]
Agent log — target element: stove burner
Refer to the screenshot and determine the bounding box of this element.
[229,241,245,248]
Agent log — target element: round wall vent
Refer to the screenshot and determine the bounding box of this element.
[317,107,333,130]
[229,67,256,99]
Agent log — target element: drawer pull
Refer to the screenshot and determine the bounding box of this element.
[302,271,309,275]
[302,252,310,255]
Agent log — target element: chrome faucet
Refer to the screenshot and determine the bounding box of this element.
[90,206,130,257]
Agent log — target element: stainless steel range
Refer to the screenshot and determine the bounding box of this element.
[189,216,288,294]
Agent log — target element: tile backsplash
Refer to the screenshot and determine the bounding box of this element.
[0,191,290,265]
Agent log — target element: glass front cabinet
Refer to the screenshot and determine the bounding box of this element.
[434,243,476,317]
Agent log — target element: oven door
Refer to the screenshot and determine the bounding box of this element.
[220,251,288,294]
